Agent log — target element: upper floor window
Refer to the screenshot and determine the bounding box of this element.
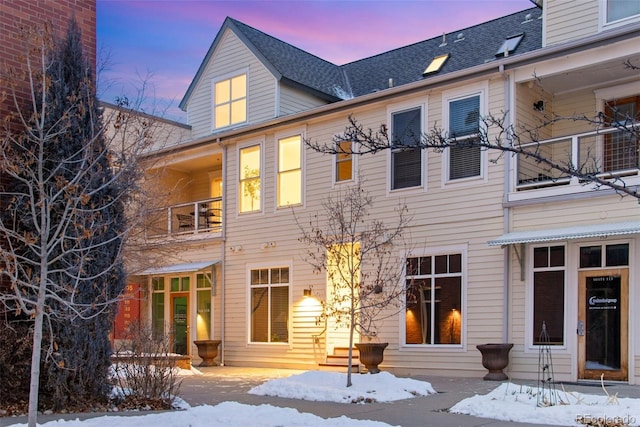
[239,145,261,213]
[277,135,302,207]
[250,266,289,343]
[391,107,422,190]
[214,73,246,129]
[448,94,481,181]
[335,140,354,183]
[606,0,640,23]
[405,253,463,345]
[603,96,639,173]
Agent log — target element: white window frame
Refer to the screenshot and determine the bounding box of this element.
[386,100,427,193]
[599,0,640,30]
[246,261,293,346]
[442,83,488,186]
[332,137,357,185]
[212,68,248,131]
[275,128,305,209]
[400,245,467,351]
[238,140,264,214]
[526,243,568,351]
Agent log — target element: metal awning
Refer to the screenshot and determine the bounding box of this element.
[488,221,640,246]
[137,260,219,275]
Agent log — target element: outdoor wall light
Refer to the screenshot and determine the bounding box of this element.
[303,288,312,297]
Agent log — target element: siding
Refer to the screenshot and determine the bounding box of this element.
[279,84,328,116]
[216,78,513,375]
[545,0,599,46]
[186,29,276,139]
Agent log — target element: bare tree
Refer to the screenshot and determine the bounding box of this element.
[296,179,411,387]
[0,22,158,426]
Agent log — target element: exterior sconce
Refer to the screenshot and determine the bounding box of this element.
[303,288,312,297]
[533,100,544,111]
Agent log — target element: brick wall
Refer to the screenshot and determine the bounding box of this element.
[0,0,96,290]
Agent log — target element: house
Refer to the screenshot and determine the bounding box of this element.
[133,0,640,383]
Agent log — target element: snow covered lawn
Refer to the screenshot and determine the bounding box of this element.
[451,382,640,426]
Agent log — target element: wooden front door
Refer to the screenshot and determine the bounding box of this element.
[578,269,628,381]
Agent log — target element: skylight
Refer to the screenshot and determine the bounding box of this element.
[496,34,523,57]
[423,53,450,75]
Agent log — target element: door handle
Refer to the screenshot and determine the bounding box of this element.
[577,320,585,336]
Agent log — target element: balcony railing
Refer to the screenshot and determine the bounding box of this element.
[516,126,639,190]
[146,197,222,238]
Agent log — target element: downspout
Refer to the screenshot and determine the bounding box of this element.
[500,63,512,344]
[219,138,227,366]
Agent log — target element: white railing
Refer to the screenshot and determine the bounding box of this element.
[516,126,638,190]
[146,197,222,238]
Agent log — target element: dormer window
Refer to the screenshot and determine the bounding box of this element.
[495,34,523,57]
[214,73,247,129]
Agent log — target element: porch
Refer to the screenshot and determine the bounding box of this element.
[145,197,223,238]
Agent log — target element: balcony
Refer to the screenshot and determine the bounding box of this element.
[512,126,639,201]
[146,197,223,238]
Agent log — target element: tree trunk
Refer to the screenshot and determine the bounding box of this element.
[28,284,47,427]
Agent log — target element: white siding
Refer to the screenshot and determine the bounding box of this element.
[185,29,276,139]
[279,84,328,117]
[545,0,599,46]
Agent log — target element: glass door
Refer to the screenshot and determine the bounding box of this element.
[578,269,628,381]
[171,294,189,355]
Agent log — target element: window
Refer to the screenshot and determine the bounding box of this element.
[580,243,629,268]
[423,54,449,75]
[405,253,462,345]
[448,94,481,180]
[391,107,422,189]
[239,145,261,212]
[170,276,190,292]
[196,273,212,340]
[606,0,640,22]
[151,277,165,340]
[277,135,302,206]
[532,246,565,345]
[250,267,289,343]
[214,73,246,129]
[335,140,353,182]
[495,33,523,57]
[603,96,639,173]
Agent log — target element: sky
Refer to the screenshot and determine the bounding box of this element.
[96,0,535,122]
[9,369,640,426]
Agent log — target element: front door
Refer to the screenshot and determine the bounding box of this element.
[171,294,189,355]
[578,269,628,381]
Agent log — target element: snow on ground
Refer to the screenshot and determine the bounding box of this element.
[8,371,640,426]
[248,371,436,403]
[451,382,640,426]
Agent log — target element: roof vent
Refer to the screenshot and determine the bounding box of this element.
[440,33,447,47]
[455,32,465,42]
[388,78,394,88]
[522,13,533,23]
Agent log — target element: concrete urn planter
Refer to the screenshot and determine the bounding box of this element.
[477,343,513,380]
[355,342,388,374]
[194,340,221,367]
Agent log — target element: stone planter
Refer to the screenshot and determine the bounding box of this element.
[194,339,221,367]
[477,343,513,380]
[355,342,388,374]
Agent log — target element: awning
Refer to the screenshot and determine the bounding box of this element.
[488,221,640,246]
[137,260,219,276]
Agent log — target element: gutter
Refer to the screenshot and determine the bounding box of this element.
[143,21,640,159]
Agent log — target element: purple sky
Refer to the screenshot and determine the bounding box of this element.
[97,0,535,121]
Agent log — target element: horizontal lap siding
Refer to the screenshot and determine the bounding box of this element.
[221,79,512,374]
[279,85,328,116]
[187,30,275,139]
[545,0,599,46]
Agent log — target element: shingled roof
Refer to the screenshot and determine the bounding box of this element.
[180,7,542,110]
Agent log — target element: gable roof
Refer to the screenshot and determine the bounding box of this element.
[180,7,542,111]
